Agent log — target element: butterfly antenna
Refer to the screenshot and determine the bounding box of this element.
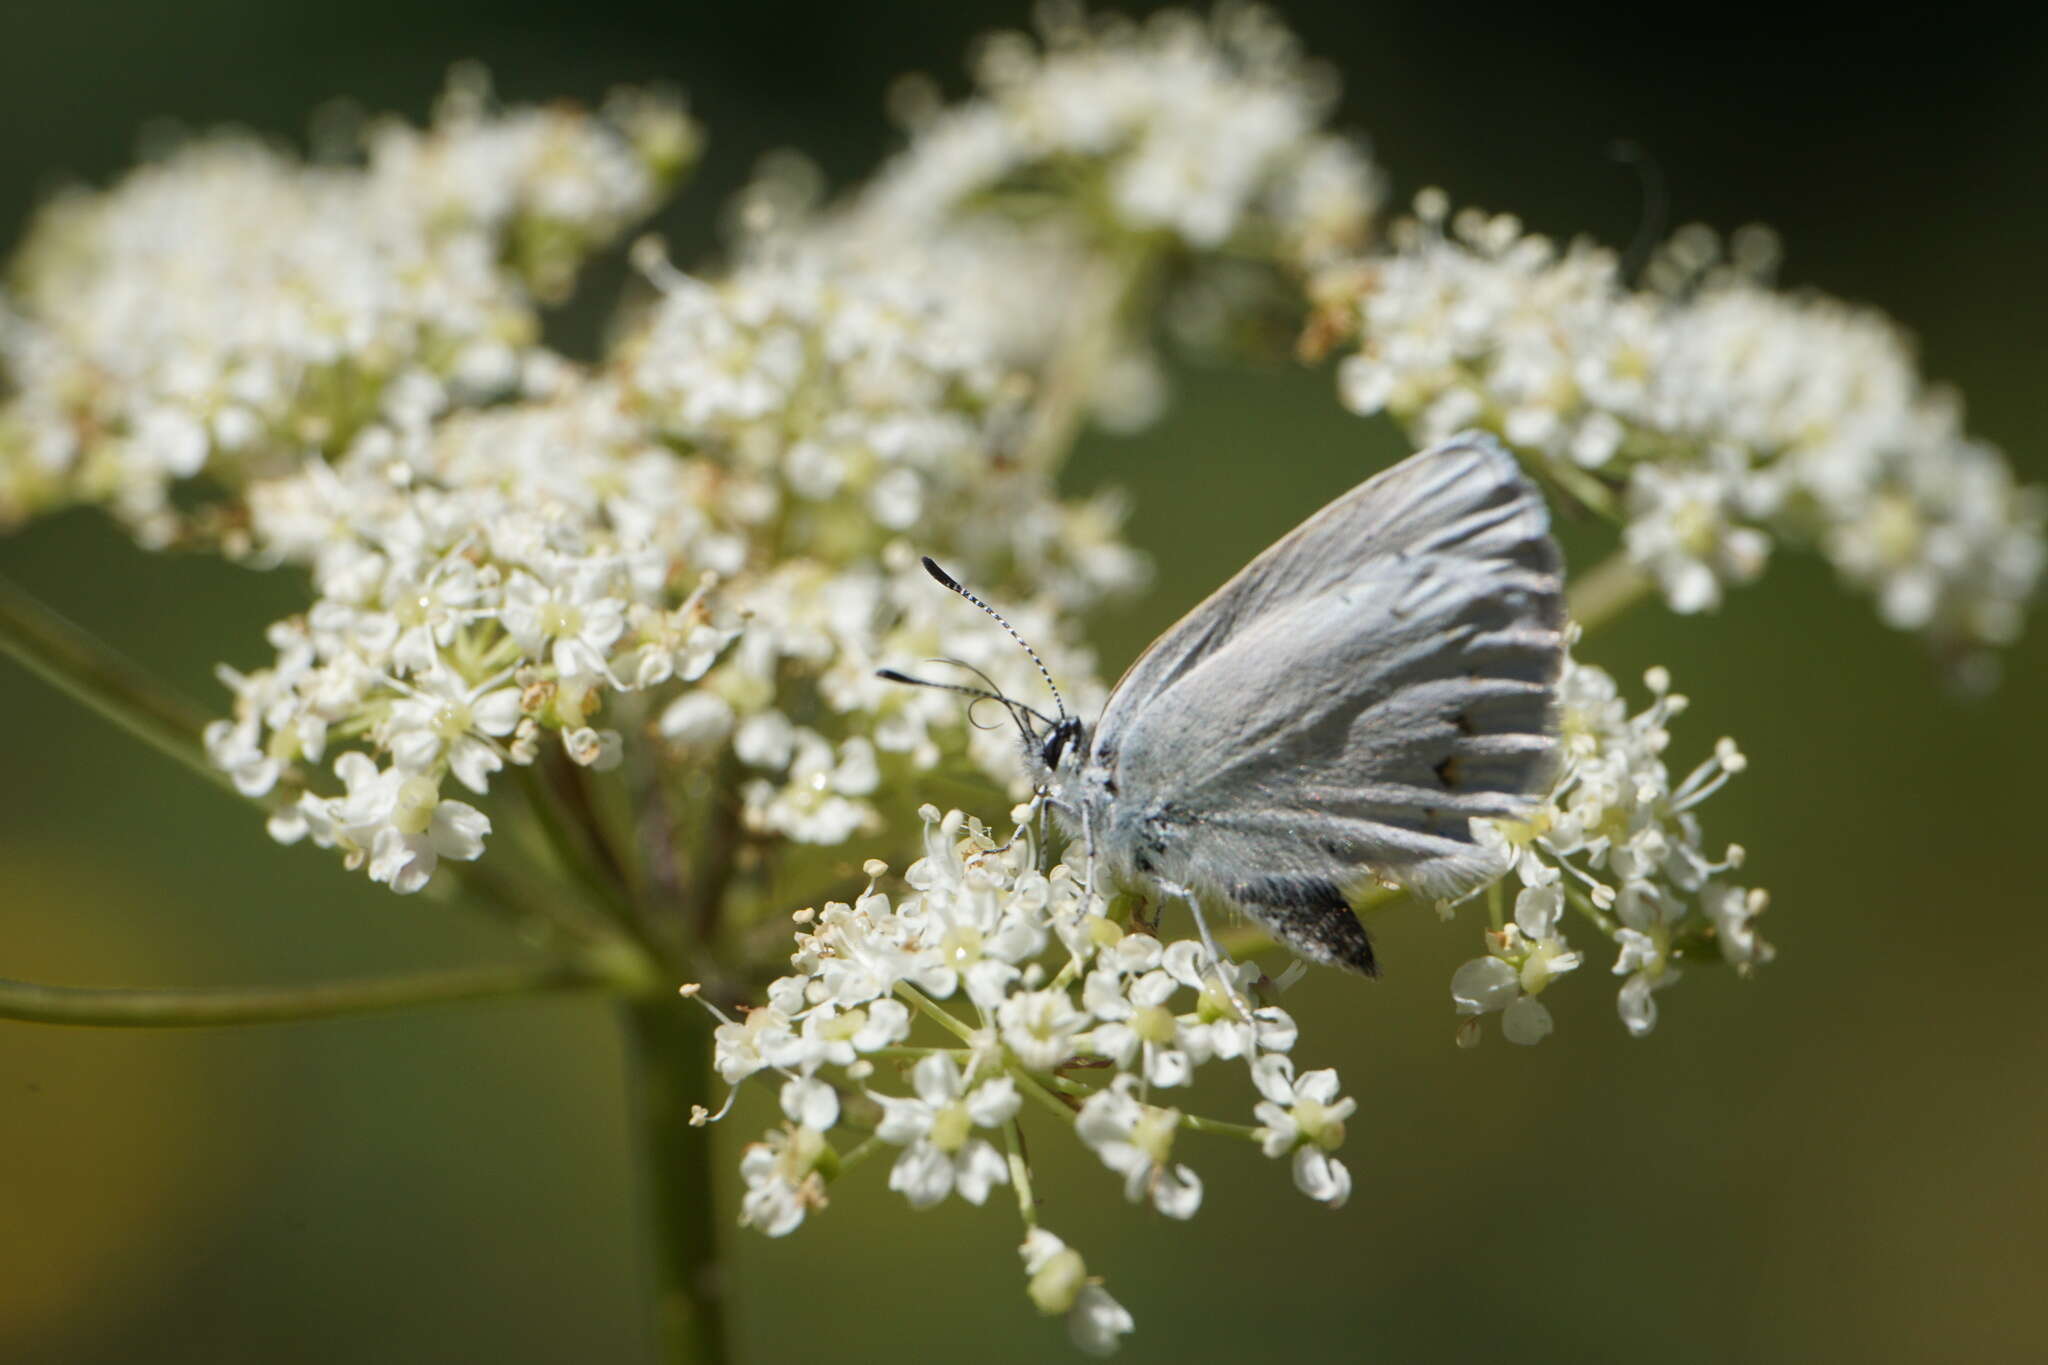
[926,657,1054,726]
[874,667,1048,737]
[921,557,1068,720]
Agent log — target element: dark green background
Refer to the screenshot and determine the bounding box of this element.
[3,3,2044,1361]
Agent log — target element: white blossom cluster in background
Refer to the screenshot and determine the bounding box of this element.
[0,71,696,545]
[1327,195,2045,669]
[701,806,1357,1356]
[199,235,1135,891]
[738,0,1383,438]
[1455,658,1769,1045]
[860,1,1377,266]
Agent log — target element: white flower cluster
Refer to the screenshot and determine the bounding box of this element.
[187,195,1138,892]
[616,251,1137,846]
[708,806,1357,1355]
[1332,197,2045,660]
[205,379,739,891]
[0,73,693,544]
[620,249,1142,605]
[742,2,1383,441]
[865,3,1377,264]
[1458,660,1770,1043]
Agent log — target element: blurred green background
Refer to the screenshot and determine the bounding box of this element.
[3,2,2044,1361]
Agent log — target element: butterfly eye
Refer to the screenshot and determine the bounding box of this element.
[1040,717,1082,771]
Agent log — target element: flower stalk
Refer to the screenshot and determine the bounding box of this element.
[1567,550,1657,634]
[0,570,234,795]
[0,955,638,1028]
[626,998,731,1365]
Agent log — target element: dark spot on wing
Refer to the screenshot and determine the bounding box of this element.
[1230,876,1377,977]
[1434,755,1461,788]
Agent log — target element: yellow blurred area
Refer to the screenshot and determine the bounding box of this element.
[0,850,259,1359]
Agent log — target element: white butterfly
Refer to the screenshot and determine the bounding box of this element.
[898,431,1565,976]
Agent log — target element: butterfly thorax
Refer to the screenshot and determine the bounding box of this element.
[1028,720,1170,891]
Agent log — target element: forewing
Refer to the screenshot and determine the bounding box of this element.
[1103,433,1565,937]
[1095,431,1555,750]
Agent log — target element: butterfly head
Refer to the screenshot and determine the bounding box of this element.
[1031,713,1088,781]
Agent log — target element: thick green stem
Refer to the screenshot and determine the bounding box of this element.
[0,955,635,1028]
[625,998,729,1365]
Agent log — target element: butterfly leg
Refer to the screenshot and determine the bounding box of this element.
[1160,881,1259,1029]
[1079,800,1100,901]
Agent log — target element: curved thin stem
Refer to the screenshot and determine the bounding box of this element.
[0,570,234,794]
[0,570,624,950]
[0,955,639,1029]
[1003,1119,1039,1230]
[1015,237,1161,474]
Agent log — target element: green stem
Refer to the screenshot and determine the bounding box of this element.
[625,998,730,1365]
[1179,1113,1261,1141]
[1003,1120,1039,1230]
[1015,239,1160,474]
[895,983,979,1045]
[1565,885,1619,938]
[1010,1063,1083,1122]
[0,570,236,795]
[518,762,643,933]
[0,956,634,1029]
[1568,550,1655,634]
[0,570,620,950]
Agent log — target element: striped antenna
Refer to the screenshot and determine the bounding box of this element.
[920,557,1067,720]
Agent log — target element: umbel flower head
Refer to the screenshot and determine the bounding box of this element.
[701,806,1360,1352]
[1456,658,1767,1045]
[197,227,1133,895]
[0,3,2033,1357]
[0,69,696,545]
[1323,194,2045,674]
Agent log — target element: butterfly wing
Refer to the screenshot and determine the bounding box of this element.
[1091,432,1565,972]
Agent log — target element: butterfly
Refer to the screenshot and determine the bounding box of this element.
[892,431,1565,977]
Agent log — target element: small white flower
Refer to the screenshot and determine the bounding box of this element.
[562,724,623,770]
[737,1124,830,1238]
[1080,967,1191,1085]
[1250,1056,1355,1208]
[658,691,735,748]
[872,1054,1018,1209]
[998,988,1090,1072]
[1624,461,1771,613]
[713,1005,803,1084]
[779,1075,840,1132]
[382,666,521,794]
[1703,882,1773,969]
[1020,1228,1135,1357]
[1075,1077,1201,1219]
